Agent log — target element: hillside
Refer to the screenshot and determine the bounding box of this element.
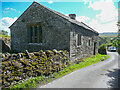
[99,32,118,44]
[99,32,118,37]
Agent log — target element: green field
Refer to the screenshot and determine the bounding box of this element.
[99,32,118,37]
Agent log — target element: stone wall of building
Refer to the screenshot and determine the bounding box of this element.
[10,2,99,60]
[70,24,99,60]
[10,2,71,53]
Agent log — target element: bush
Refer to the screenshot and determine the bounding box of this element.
[98,44,107,55]
[112,37,120,54]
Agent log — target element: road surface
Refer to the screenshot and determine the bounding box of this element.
[39,52,119,88]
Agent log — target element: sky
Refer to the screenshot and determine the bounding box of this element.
[0,0,119,35]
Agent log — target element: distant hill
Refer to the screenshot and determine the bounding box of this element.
[99,32,118,37]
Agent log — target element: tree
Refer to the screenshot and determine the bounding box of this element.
[117,20,120,37]
[113,38,120,54]
[0,30,8,35]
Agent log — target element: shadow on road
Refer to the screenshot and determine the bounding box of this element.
[105,69,120,88]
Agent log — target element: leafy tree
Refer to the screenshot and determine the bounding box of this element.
[98,44,107,55]
[0,30,8,35]
[113,38,120,54]
[117,20,120,37]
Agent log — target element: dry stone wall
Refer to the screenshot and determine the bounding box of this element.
[0,39,10,53]
[1,49,70,88]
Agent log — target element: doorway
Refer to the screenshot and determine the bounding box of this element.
[93,42,97,55]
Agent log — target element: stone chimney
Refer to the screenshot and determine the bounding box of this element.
[69,14,76,20]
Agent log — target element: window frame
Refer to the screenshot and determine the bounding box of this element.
[76,34,82,46]
[27,23,43,44]
[88,39,91,46]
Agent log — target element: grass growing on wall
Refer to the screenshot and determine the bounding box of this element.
[11,53,109,88]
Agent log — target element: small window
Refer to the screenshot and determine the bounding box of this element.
[34,26,38,43]
[77,34,81,46]
[28,25,42,43]
[89,40,91,46]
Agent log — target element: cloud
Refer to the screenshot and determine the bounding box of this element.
[76,16,90,22]
[82,0,89,5]
[3,7,21,15]
[82,0,118,33]
[0,17,18,35]
[3,8,17,14]
[48,1,53,4]
[10,8,16,11]
[4,8,10,10]
[64,14,68,16]
[88,19,118,33]
[4,8,16,11]
[82,0,93,5]
[65,14,90,22]
[88,0,118,23]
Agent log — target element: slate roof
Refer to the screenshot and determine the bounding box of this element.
[9,1,99,34]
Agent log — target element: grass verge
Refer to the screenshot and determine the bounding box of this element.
[11,53,109,89]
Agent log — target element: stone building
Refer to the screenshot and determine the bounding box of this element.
[9,1,99,60]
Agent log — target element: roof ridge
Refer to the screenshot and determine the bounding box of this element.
[33,1,69,18]
[80,22,98,33]
[33,1,98,34]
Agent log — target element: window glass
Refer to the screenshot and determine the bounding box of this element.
[34,26,37,43]
[28,25,42,43]
[89,40,90,46]
[39,26,42,43]
[77,34,81,46]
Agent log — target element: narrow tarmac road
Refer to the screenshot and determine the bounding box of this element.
[39,52,119,88]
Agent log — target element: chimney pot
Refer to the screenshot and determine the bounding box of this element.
[69,14,76,20]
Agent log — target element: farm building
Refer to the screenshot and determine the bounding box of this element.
[9,1,99,60]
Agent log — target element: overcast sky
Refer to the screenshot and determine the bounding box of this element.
[0,0,119,35]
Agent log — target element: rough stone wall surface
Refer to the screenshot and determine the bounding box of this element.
[10,3,71,53]
[70,24,99,60]
[10,27,22,52]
